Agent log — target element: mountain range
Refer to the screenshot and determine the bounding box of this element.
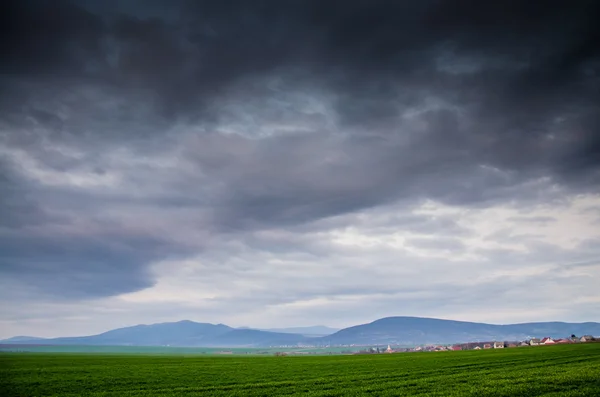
[2,317,599,347]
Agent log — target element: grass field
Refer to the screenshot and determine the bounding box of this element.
[2,344,599,396]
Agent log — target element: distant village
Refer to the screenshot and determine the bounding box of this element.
[265,334,599,356]
[353,335,598,354]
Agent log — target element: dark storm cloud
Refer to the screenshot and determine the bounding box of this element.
[0,161,47,228]
[1,0,599,301]
[0,233,155,299]
[3,0,599,126]
[3,0,598,150]
[0,161,194,299]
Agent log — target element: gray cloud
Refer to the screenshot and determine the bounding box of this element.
[405,237,466,252]
[1,0,599,333]
[506,216,557,225]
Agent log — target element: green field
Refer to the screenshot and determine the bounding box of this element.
[2,344,600,396]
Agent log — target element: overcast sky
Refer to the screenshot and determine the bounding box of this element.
[1,0,599,338]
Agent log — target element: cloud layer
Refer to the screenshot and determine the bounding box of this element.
[1,0,599,337]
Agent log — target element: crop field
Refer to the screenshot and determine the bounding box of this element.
[1,344,599,396]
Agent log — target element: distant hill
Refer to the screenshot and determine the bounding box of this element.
[0,336,47,343]
[208,329,311,347]
[0,320,309,348]
[316,317,600,345]
[37,320,234,347]
[2,317,599,347]
[257,326,339,336]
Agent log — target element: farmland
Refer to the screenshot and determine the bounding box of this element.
[2,344,600,396]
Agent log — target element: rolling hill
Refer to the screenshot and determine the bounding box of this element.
[35,320,234,346]
[317,317,600,345]
[0,336,47,343]
[2,317,599,347]
[0,320,310,348]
